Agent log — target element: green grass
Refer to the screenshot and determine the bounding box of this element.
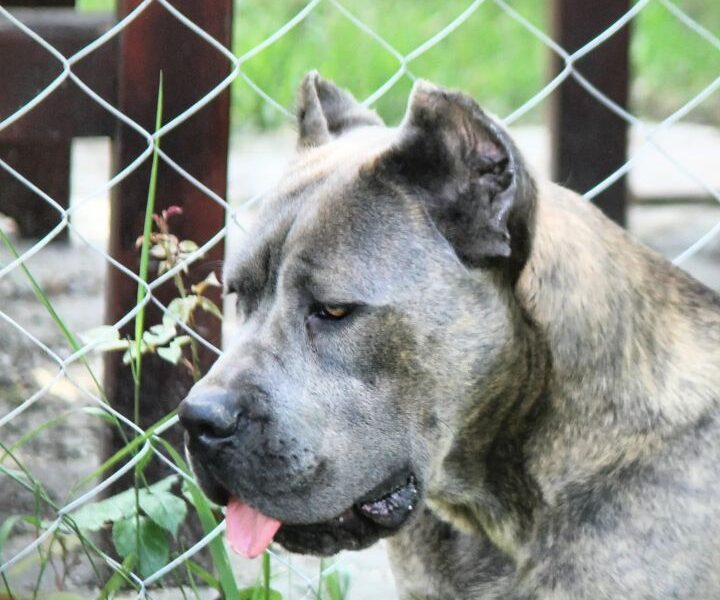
[77,0,719,127]
[631,0,720,121]
[232,0,548,127]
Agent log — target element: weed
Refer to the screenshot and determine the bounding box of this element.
[0,78,350,600]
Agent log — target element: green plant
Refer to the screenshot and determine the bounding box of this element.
[69,76,286,600]
[67,476,184,579]
[0,78,238,600]
[73,75,242,600]
[81,207,222,376]
[317,559,350,600]
[0,74,352,600]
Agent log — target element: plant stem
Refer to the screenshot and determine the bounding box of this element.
[132,71,164,569]
[173,272,187,298]
[263,551,271,600]
[134,72,164,414]
[172,271,201,380]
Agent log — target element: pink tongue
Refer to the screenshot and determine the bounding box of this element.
[226,497,282,559]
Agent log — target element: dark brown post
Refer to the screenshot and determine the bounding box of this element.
[550,0,631,226]
[0,1,114,240]
[7,0,73,6]
[0,1,73,239]
[0,142,70,238]
[105,0,232,488]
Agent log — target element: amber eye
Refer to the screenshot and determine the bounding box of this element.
[316,304,351,320]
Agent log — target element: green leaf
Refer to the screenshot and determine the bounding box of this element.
[139,490,187,538]
[186,559,220,591]
[197,296,223,320]
[21,515,42,528]
[80,406,119,424]
[2,411,75,462]
[112,516,136,557]
[238,587,282,600]
[69,476,177,532]
[80,326,129,352]
[178,240,199,253]
[70,495,127,531]
[75,411,177,492]
[0,466,32,488]
[150,244,167,259]
[142,323,176,347]
[0,515,21,557]
[157,342,183,365]
[204,271,222,287]
[166,296,198,325]
[134,71,164,371]
[159,440,240,599]
[113,515,169,579]
[323,568,351,600]
[122,340,149,365]
[192,271,222,295]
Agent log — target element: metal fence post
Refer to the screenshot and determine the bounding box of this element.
[105,0,232,489]
[550,0,631,226]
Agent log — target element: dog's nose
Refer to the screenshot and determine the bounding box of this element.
[178,387,239,441]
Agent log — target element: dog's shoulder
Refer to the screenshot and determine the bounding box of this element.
[519,180,720,427]
[516,174,720,500]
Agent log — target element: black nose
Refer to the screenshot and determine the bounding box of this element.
[178,387,239,441]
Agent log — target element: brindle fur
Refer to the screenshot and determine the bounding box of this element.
[181,73,720,599]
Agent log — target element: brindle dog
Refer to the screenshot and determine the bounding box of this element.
[179,72,720,599]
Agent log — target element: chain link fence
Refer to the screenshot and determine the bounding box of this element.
[0,0,718,598]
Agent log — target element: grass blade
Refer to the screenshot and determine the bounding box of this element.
[134,71,164,386]
[157,439,240,600]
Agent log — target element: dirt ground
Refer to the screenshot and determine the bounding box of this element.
[1,129,719,599]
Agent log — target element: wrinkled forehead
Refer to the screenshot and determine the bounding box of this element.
[231,124,396,238]
[224,126,439,300]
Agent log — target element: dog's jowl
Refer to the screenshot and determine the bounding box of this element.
[178,72,720,599]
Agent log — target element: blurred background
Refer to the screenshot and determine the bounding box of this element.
[78,0,720,127]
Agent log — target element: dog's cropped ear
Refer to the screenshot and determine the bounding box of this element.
[376,81,535,270]
[297,71,384,148]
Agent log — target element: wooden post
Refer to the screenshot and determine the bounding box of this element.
[6,1,73,7]
[105,0,232,489]
[0,141,71,238]
[2,0,73,240]
[0,5,115,239]
[550,0,631,226]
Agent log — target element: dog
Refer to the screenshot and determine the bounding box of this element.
[179,72,720,599]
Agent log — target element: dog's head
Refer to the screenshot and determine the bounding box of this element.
[179,73,536,557]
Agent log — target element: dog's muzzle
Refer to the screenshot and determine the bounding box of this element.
[179,386,422,557]
[178,386,239,442]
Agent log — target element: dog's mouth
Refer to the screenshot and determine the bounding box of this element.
[217,473,420,558]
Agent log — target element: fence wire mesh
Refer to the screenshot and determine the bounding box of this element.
[0,0,718,598]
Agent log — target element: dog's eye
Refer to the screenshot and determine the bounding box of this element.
[313,304,352,320]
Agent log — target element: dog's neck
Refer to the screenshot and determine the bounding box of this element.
[426,293,550,558]
[428,180,720,560]
[517,182,719,476]
[515,180,719,527]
